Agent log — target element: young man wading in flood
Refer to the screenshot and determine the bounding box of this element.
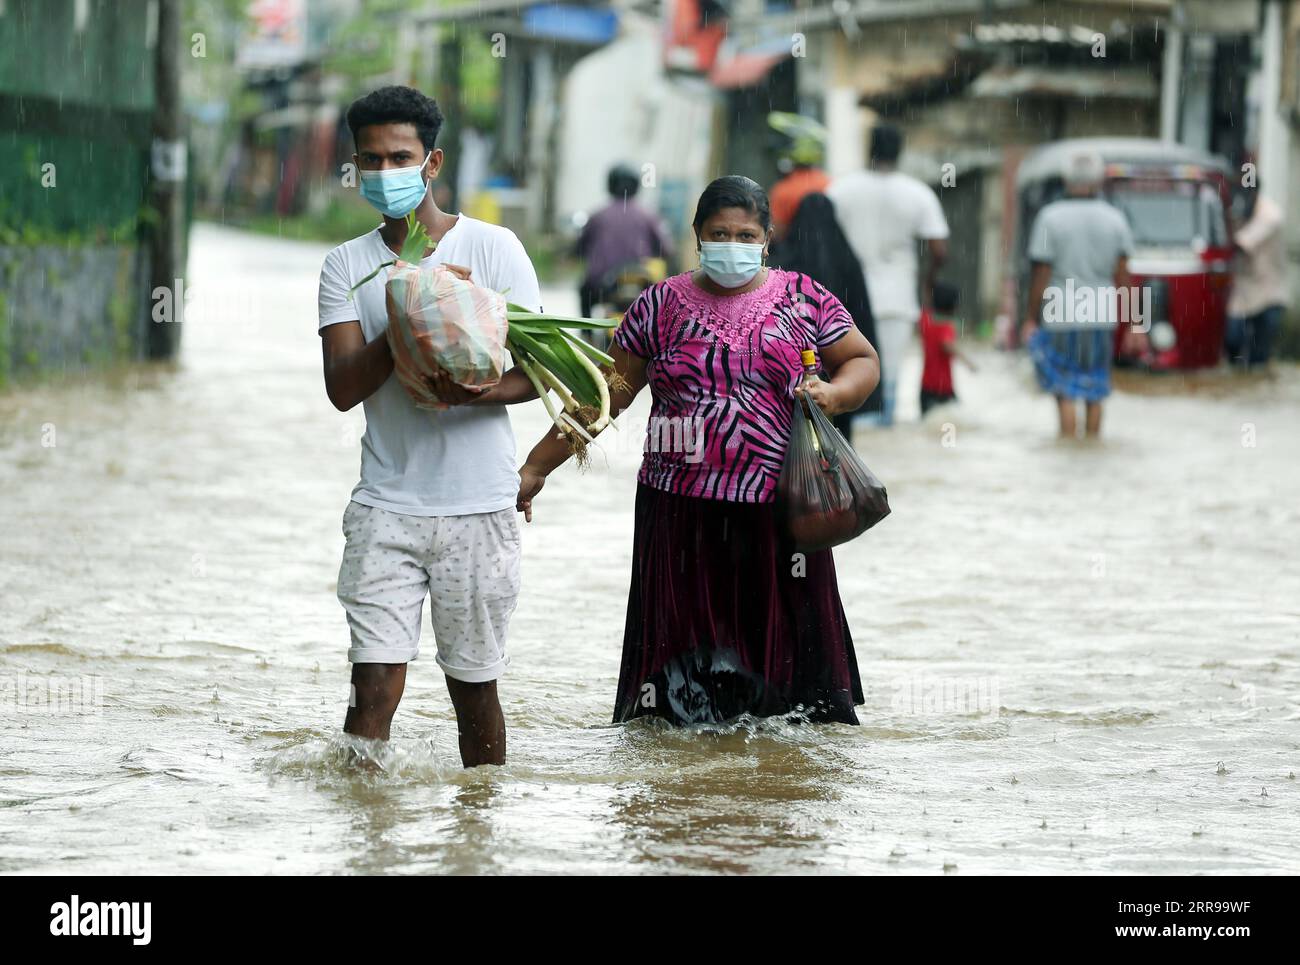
[317,86,542,766]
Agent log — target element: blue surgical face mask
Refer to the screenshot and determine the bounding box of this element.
[359,152,431,218]
[699,241,765,288]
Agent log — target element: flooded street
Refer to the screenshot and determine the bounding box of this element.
[3,223,1298,875]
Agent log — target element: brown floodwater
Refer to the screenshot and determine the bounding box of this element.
[2,224,1298,874]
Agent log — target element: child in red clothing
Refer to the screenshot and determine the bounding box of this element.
[920,281,975,414]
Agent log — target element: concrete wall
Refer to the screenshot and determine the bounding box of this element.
[554,17,719,251]
[0,1,164,380]
[0,245,148,386]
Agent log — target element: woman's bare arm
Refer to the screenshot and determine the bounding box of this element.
[516,345,648,520]
[799,327,879,416]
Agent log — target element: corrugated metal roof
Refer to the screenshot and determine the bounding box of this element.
[969,64,1159,100]
[1016,137,1233,186]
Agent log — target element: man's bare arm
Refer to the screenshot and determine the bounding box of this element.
[467,366,539,405]
[923,238,949,308]
[1022,261,1052,333]
[321,321,394,412]
[1113,254,1131,290]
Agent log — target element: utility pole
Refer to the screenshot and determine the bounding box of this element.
[148,0,185,360]
[1159,3,1184,143]
[1257,0,1288,214]
[438,25,463,212]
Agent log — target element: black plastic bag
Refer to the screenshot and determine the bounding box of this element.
[775,395,890,552]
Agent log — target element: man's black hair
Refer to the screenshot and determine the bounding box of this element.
[932,280,959,314]
[346,85,444,153]
[608,164,640,200]
[869,124,902,164]
[692,175,772,232]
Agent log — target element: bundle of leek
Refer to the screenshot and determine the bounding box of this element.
[352,213,622,453]
[505,307,623,455]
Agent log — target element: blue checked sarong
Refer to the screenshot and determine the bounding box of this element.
[1027,327,1114,402]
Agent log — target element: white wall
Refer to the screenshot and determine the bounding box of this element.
[553,15,718,237]
[824,85,867,178]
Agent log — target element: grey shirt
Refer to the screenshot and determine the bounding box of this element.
[1028,197,1134,329]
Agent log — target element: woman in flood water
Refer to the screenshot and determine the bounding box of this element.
[516,176,880,725]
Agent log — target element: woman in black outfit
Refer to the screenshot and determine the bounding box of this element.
[769,192,882,434]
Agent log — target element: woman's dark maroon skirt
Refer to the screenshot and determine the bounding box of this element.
[614,483,864,726]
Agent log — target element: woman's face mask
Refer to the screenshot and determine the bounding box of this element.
[699,241,765,288]
[359,152,431,218]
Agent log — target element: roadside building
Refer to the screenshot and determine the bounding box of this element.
[0,0,188,382]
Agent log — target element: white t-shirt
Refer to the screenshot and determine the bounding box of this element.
[1027,198,1134,329]
[317,215,543,517]
[827,169,950,322]
[1229,196,1288,317]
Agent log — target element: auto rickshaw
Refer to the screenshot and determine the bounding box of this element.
[1016,137,1235,369]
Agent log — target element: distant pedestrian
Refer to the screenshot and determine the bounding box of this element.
[768,110,831,241]
[1225,181,1287,369]
[769,192,883,433]
[827,124,950,426]
[1021,148,1135,438]
[919,281,975,415]
[770,152,830,242]
[575,164,675,317]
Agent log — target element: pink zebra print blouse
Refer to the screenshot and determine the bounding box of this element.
[613,268,854,503]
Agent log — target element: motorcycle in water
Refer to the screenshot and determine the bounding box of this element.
[584,257,668,350]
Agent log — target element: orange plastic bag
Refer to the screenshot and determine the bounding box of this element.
[384,262,509,410]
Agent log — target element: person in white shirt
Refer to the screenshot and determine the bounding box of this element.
[317,86,541,767]
[827,124,950,426]
[1226,182,1287,368]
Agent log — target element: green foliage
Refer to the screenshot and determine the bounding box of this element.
[398,211,432,264]
[515,230,570,284]
[238,203,380,244]
[459,31,503,132]
[110,250,136,360]
[0,290,10,390]
[320,0,417,87]
[345,212,431,296]
[0,214,139,248]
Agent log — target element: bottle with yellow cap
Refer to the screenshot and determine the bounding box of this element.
[797,348,829,465]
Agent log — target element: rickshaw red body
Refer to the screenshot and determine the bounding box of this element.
[1016,138,1234,370]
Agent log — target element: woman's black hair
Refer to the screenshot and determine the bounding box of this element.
[692,175,772,233]
[346,85,444,153]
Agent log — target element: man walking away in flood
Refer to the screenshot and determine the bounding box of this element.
[1021,148,1135,439]
[1225,179,1287,369]
[827,124,949,426]
[317,86,544,767]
